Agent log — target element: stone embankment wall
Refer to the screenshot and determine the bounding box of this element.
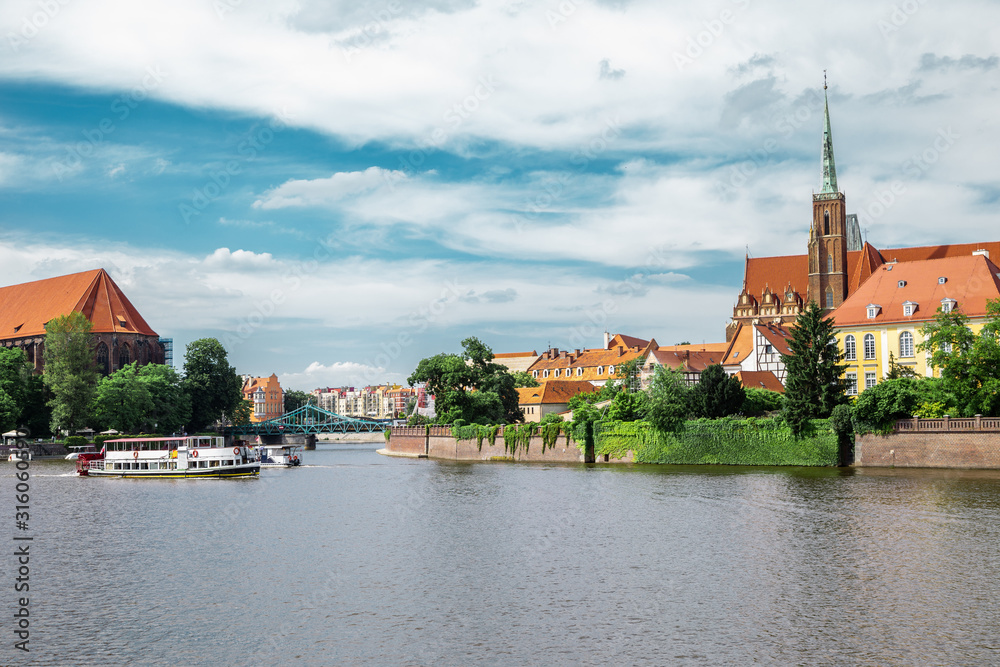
[384,426,633,463]
[856,416,1000,468]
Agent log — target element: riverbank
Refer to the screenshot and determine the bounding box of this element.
[317,432,385,443]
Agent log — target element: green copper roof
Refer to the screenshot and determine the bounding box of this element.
[820,87,838,194]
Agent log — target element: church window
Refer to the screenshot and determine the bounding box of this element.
[827,255,834,273]
[824,210,830,235]
[96,342,110,375]
[119,344,131,368]
[899,331,914,358]
[825,287,834,308]
[844,335,856,361]
[863,334,876,360]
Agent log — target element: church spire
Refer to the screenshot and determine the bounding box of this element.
[820,72,838,194]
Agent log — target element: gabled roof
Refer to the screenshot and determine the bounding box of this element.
[0,268,157,340]
[608,333,651,349]
[755,323,793,356]
[494,351,538,359]
[848,242,884,294]
[648,348,725,372]
[831,254,1000,327]
[517,380,598,405]
[528,345,649,371]
[722,322,753,365]
[657,342,730,353]
[735,370,785,393]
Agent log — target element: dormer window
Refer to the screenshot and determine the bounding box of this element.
[941,299,957,314]
[866,304,881,319]
[543,370,549,378]
[597,366,604,375]
[609,365,615,376]
[902,301,917,317]
[12,323,23,333]
[897,280,906,288]
[938,277,947,284]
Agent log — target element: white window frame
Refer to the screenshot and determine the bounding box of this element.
[846,372,858,396]
[865,372,877,390]
[844,335,856,361]
[542,370,549,378]
[597,366,604,375]
[609,365,616,376]
[863,333,876,360]
[899,331,914,358]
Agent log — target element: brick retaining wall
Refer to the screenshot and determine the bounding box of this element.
[856,417,1000,468]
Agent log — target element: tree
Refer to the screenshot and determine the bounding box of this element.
[918,299,1000,416]
[851,378,920,432]
[137,363,191,433]
[0,347,33,432]
[284,390,312,413]
[781,302,848,436]
[43,312,98,433]
[689,364,745,418]
[407,337,523,424]
[93,363,154,434]
[741,388,784,416]
[182,338,243,431]
[885,352,918,380]
[511,371,539,388]
[606,390,648,422]
[646,365,691,433]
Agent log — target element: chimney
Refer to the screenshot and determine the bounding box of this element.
[604,331,610,349]
[973,249,990,259]
[574,349,580,356]
[618,346,624,356]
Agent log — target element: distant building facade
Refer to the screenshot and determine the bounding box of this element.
[242,373,284,423]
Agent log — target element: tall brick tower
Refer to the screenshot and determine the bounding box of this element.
[807,75,848,312]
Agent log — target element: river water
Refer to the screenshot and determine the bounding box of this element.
[4,442,1000,666]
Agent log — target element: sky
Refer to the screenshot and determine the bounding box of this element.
[1,0,998,391]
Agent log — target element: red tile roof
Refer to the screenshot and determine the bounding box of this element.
[831,254,1000,327]
[517,380,598,405]
[649,348,726,372]
[494,351,538,358]
[0,268,158,340]
[735,371,785,393]
[608,333,651,349]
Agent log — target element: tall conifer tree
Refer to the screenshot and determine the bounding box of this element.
[781,302,847,436]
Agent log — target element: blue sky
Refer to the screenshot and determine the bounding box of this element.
[1,0,998,390]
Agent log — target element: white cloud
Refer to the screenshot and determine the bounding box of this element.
[279,361,397,391]
[253,167,404,209]
[203,247,276,270]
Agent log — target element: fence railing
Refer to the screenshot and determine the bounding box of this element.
[895,416,1000,432]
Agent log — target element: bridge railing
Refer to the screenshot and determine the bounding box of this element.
[895,416,1000,432]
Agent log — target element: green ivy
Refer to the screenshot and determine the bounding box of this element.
[595,417,838,466]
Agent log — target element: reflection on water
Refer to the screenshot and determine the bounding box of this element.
[5,446,1000,666]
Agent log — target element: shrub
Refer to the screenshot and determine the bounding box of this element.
[741,388,784,416]
[64,435,89,447]
[852,378,919,433]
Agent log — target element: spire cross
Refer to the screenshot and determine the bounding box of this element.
[824,70,827,90]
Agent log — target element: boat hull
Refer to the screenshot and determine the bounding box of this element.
[84,463,260,479]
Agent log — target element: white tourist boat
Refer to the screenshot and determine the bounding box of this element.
[77,436,259,478]
[258,444,304,468]
[65,444,99,460]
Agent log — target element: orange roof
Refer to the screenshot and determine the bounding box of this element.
[608,333,651,349]
[0,268,157,340]
[831,254,1000,327]
[722,323,753,365]
[755,323,793,356]
[657,342,730,353]
[517,380,598,405]
[494,351,538,359]
[742,241,1000,303]
[649,348,726,372]
[735,371,785,393]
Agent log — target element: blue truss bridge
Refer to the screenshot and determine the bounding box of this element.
[226,404,386,435]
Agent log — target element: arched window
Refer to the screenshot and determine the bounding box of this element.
[844,335,856,361]
[824,210,830,235]
[899,331,914,358]
[825,286,834,308]
[863,333,876,360]
[119,344,131,368]
[827,254,834,273]
[96,342,110,375]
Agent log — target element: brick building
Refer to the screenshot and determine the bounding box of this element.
[0,268,165,374]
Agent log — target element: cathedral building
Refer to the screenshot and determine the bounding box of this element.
[0,268,165,374]
[728,83,1000,341]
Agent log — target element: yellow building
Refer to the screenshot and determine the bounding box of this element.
[830,253,1000,395]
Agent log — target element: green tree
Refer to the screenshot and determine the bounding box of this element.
[689,364,745,418]
[407,337,522,424]
[646,365,691,433]
[182,338,243,431]
[0,347,33,432]
[918,299,1000,416]
[606,390,648,422]
[137,363,191,433]
[284,389,312,413]
[741,387,784,416]
[510,371,539,388]
[781,302,848,436]
[93,363,154,434]
[43,312,98,433]
[885,352,918,380]
[851,377,920,433]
